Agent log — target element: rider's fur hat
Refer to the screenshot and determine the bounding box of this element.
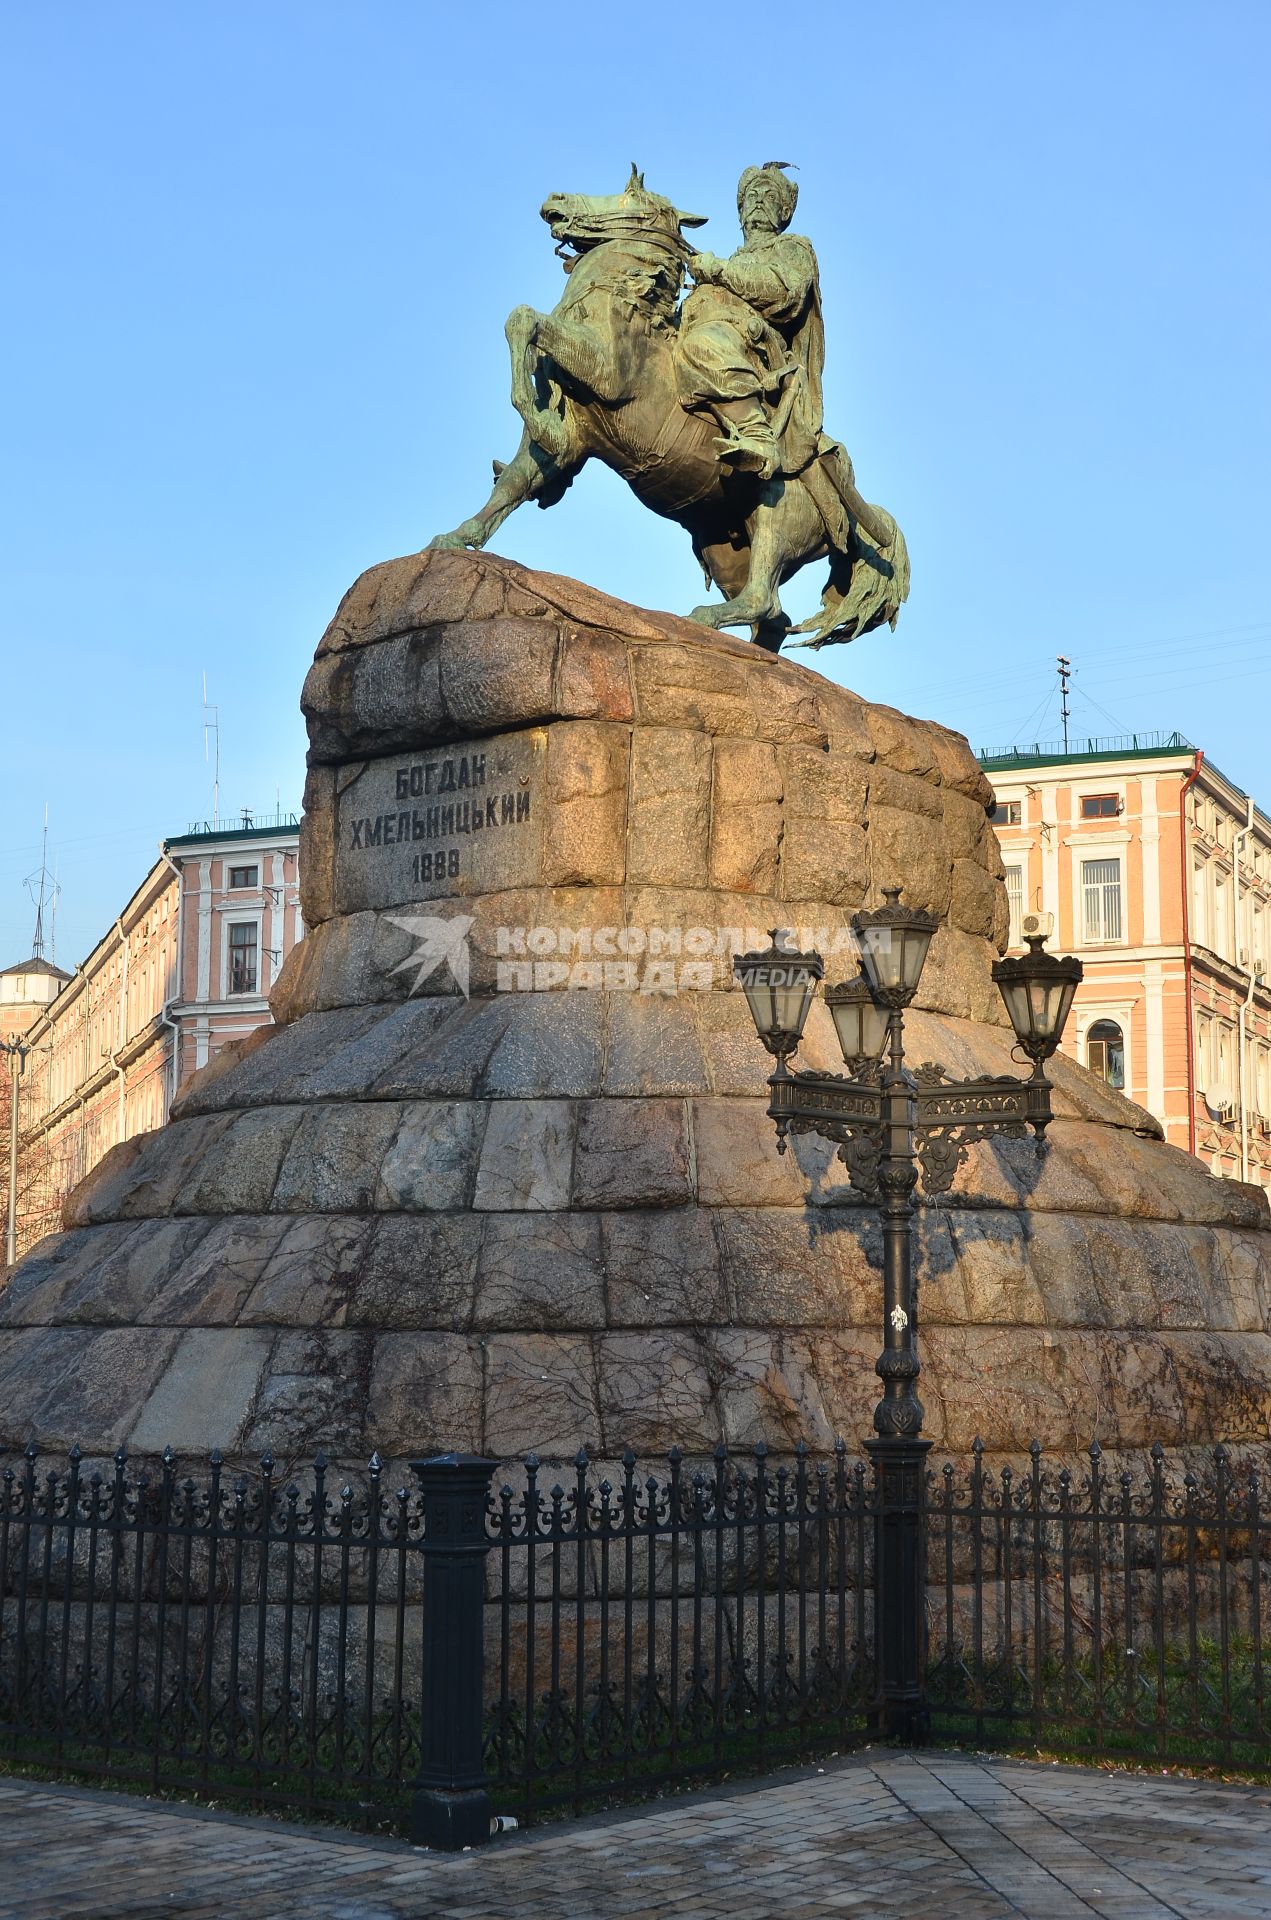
[737,162,798,230]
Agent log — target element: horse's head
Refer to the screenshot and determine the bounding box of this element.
[541,165,707,264]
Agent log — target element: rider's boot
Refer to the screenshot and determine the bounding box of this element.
[710,397,779,482]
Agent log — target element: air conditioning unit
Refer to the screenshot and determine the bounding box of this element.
[1021,911,1054,941]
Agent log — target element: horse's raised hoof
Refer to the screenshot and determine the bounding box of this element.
[426,523,486,553]
[688,602,728,630]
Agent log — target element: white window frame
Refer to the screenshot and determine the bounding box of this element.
[1076,1004,1134,1097]
[1004,863,1024,949]
[1079,852,1125,945]
[222,912,265,998]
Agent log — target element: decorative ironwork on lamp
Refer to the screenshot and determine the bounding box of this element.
[733,886,1083,1745]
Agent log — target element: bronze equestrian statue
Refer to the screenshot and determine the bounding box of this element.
[429,164,908,654]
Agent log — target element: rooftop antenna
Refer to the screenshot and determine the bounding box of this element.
[1057,655,1072,753]
[23,806,56,961]
[203,673,220,827]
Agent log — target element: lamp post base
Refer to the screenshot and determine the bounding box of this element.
[867,1434,932,1746]
[410,1785,495,1850]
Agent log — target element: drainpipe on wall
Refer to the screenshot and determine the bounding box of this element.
[1234,795,1257,1184]
[1180,751,1205,1158]
[158,846,186,1115]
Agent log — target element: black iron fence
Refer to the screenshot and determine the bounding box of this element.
[1,1438,1267,1843]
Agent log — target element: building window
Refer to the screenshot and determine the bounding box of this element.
[989,798,1021,827]
[1080,793,1120,819]
[228,922,258,995]
[1086,1019,1125,1090]
[1214,869,1230,959]
[1192,858,1208,948]
[228,864,259,889]
[1081,857,1123,943]
[1004,864,1024,948]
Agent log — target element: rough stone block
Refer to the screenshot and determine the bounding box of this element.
[367,1333,485,1456]
[270,1102,400,1214]
[692,1098,807,1209]
[596,1330,717,1453]
[478,993,606,1098]
[375,1101,487,1212]
[299,763,337,926]
[292,1000,455,1101]
[484,1334,600,1456]
[1171,1331,1271,1443]
[474,1213,605,1331]
[602,1209,727,1328]
[303,628,446,763]
[949,857,1002,940]
[945,1214,1047,1326]
[628,727,712,887]
[777,743,869,823]
[377,996,514,1099]
[630,642,827,745]
[928,1325,1114,1453]
[716,1209,877,1329]
[867,804,952,919]
[867,705,940,780]
[542,722,629,887]
[601,996,710,1096]
[44,1220,212,1326]
[344,1214,481,1331]
[439,616,559,734]
[780,816,868,907]
[871,763,944,820]
[572,1098,692,1208]
[129,1328,275,1454]
[0,1327,184,1453]
[179,1108,305,1216]
[793,1329,885,1446]
[0,1224,140,1329]
[942,788,996,862]
[473,1099,575,1211]
[238,1215,376,1328]
[554,624,635,721]
[707,1329,837,1450]
[709,740,782,894]
[243,1330,376,1456]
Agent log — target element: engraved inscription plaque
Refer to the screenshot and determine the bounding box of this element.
[334,728,547,911]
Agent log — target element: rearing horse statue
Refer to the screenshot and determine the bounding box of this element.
[429,168,908,654]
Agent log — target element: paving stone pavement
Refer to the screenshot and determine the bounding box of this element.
[2,1750,1270,1920]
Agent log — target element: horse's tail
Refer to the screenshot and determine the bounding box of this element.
[786,504,910,651]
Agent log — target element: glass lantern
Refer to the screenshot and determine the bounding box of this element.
[852,888,939,1008]
[824,975,890,1069]
[732,932,824,1059]
[991,935,1083,1063]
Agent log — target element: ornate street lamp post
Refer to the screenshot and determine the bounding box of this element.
[733,892,1082,1738]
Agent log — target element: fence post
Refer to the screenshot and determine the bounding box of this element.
[409,1451,500,1850]
[868,1435,932,1742]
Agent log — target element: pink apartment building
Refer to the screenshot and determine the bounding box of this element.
[5,815,301,1258]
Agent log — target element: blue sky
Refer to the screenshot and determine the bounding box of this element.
[2,1,1268,966]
